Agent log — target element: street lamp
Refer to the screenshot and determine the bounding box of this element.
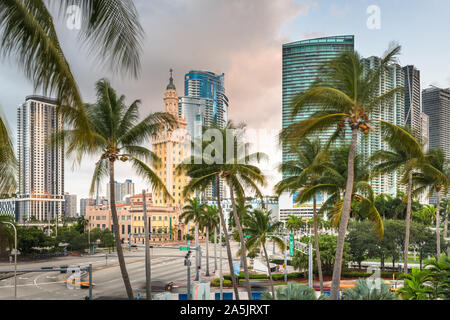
[1,221,17,299]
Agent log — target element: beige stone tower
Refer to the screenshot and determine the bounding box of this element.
[152,70,190,208]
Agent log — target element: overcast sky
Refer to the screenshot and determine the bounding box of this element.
[1,0,450,211]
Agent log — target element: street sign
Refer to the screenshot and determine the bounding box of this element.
[179,246,190,251]
[244,235,250,238]
[289,233,294,256]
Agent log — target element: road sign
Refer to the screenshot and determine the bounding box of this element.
[179,246,190,251]
[289,233,294,256]
[244,235,250,238]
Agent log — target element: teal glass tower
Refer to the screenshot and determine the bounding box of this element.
[281,35,354,169]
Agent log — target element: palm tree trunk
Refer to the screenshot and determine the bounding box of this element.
[195,223,199,281]
[435,189,441,258]
[330,127,358,300]
[262,242,275,298]
[109,160,134,300]
[313,195,324,293]
[444,209,448,239]
[403,170,413,273]
[228,184,252,300]
[205,225,210,276]
[216,176,239,300]
[214,227,217,273]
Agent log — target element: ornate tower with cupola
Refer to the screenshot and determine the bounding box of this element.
[152,70,189,208]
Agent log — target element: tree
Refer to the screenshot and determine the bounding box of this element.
[59,79,174,300]
[412,204,436,226]
[370,124,425,273]
[17,227,56,255]
[178,122,267,300]
[0,215,15,256]
[424,253,450,299]
[440,197,449,239]
[275,138,331,293]
[346,220,379,269]
[181,198,205,277]
[0,1,144,176]
[197,204,219,276]
[280,44,403,299]
[74,216,88,234]
[285,215,305,238]
[413,148,449,258]
[243,209,285,298]
[292,234,352,276]
[398,268,434,300]
[0,111,16,197]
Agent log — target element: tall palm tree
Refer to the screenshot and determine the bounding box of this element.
[59,79,174,300]
[0,111,17,197]
[0,1,144,157]
[180,198,205,280]
[228,201,252,229]
[439,197,449,239]
[369,123,424,273]
[280,45,403,300]
[198,205,219,276]
[285,215,305,238]
[412,148,449,258]
[274,138,330,293]
[178,122,267,300]
[243,209,285,298]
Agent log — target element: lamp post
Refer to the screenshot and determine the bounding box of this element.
[142,190,152,300]
[1,222,17,299]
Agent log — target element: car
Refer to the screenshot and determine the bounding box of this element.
[130,244,137,248]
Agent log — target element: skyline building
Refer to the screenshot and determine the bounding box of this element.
[359,56,405,197]
[403,65,422,136]
[152,70,189,207]
[16,96,64,222]
[422,86,450,205]
[180,69,229,200]
[64,193,77,218]
[280,35,354,218]
[106,179,135,203]
[80,198,95,217]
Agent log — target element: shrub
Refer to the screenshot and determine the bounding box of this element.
[210,278,232,287]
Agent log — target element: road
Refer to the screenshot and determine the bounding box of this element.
[0,242,244,300]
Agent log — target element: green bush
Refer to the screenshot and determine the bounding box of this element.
[210,278,232,287]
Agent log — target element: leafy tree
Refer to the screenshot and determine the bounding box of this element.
[292,234,352,276]
[17,227,56,255]
[0,215,15,256]
[197,205,219,276]
[346,220,379,269]
[57,229,88,251]
[178,122,267,300]
[398,268,434,300]
[280,44,403,299]
[342,278,397,300]
[412,204,436,226]
[285,215,305,238]
[0,1,144,189]
[424,253,450,299]
[413,148,449,258]
[243,209,285,298]
[59,79,174,300]
[74,216,88,234]
[275,138,331,293]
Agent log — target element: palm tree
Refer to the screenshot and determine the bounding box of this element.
[412,148,449,258]
[280,44,403,299]
[342,279,397,300]
[228,201,252,229]
[261,282,327,300]
[0,111,17,197]
[398,268,434,300]
[59,79,173,300]
[369,123,425,273]
[180,198,205,273]
[243,209,285,298]
[178,121,267,300]
[274,138,330,293]
[439,197,449,239]
[198,205,219,276]
[285,215,305,238]
[0,1,144,162]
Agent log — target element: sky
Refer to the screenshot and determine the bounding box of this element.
[1,0,450,212]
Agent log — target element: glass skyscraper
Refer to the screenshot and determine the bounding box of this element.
[183,70,228,130]
[282,35,354,167]
[280,35,354,219]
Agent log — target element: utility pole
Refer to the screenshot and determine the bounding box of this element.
[219,216,223,300]
[185,251,192,300]
[1,222,17,299]
[142,190,152,300]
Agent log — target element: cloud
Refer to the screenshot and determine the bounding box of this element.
[1,0,313,199]
[329,3,351,17]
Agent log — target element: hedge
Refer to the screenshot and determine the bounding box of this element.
[223,272,305,281]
